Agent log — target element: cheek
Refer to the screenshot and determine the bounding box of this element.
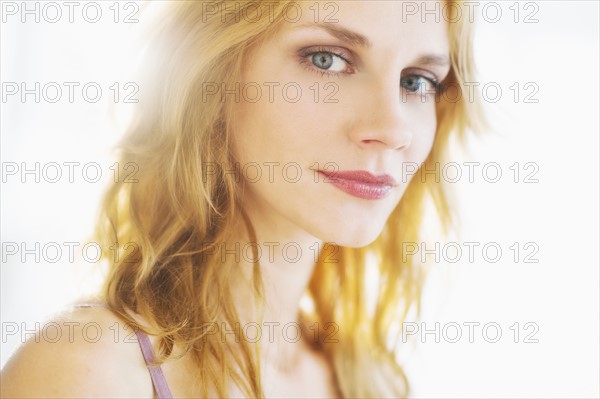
[406,103,438,163]
[232,89,328,166]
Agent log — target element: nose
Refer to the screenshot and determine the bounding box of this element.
[348,78,413,151]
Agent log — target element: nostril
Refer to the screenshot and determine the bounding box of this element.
[360,137,411,151]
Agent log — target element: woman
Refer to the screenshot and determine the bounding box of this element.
[1,0,483,397]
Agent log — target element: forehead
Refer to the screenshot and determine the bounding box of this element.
[283,0,450,56]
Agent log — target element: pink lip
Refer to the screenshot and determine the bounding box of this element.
[318,170,397,200]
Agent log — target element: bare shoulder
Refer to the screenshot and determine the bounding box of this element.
[0,305,154,398]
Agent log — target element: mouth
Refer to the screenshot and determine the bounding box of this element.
[317,170,397,200]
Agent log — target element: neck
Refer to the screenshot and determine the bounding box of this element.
[227,204,323,370]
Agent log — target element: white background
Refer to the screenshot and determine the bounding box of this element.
[1,1,599,397]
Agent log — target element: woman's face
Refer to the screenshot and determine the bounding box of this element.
[231,0,450,247]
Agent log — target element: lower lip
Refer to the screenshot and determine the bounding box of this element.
[319,172,394,200]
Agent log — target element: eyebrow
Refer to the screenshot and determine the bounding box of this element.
[296,22,372,49]
[296,23,451,67]
[413,54,451,67]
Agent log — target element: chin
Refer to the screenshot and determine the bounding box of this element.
[318,220,386,249]
[336,232,382,248]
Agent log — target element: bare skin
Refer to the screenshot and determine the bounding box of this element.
[1,1,449,397]
[1,306,339,398]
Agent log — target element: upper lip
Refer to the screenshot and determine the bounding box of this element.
[318,170,398,186]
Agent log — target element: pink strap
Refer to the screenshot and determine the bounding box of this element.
[73,303,174,399]
[133,329,174,399]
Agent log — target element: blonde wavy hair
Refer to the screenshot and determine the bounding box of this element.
[94,1,484,397]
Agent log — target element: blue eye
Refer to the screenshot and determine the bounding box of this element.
[401,75,439,94]
[309,51,348,73]
[312,52,333,69]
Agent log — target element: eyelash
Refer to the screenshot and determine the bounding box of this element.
[298,47,444,93]
[402,72,443,94]
[298,46,355,77]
